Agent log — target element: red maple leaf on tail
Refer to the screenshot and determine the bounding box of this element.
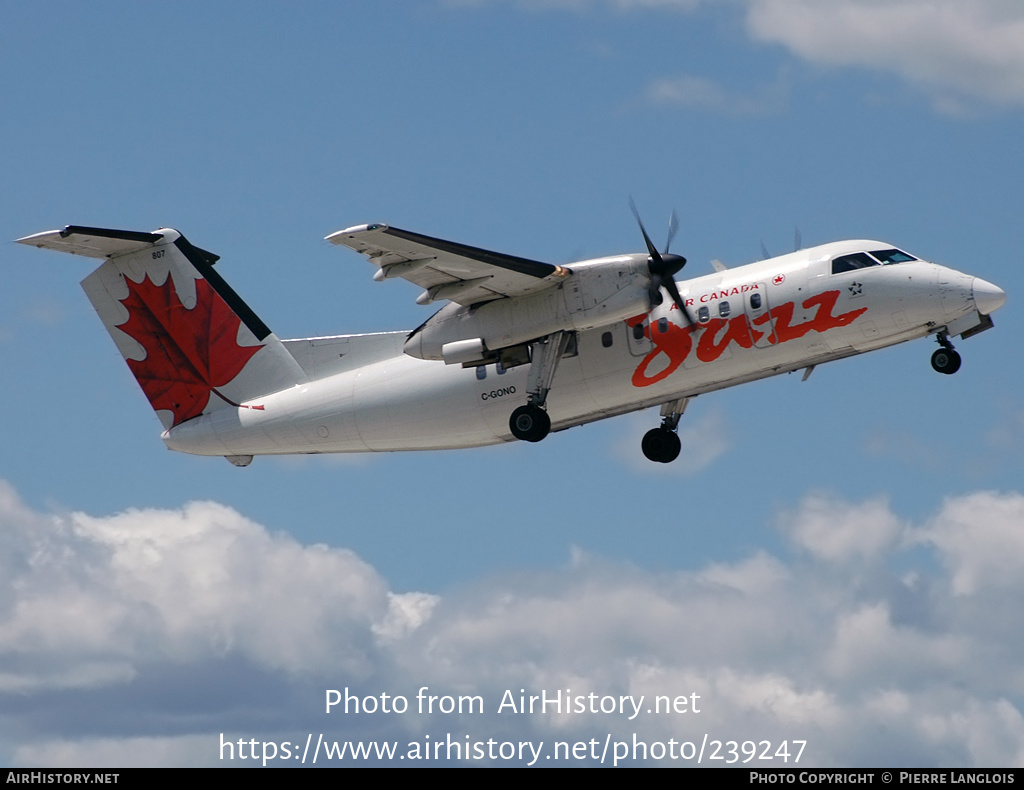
[116,274,263,426]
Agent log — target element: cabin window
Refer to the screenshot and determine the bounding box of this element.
[719,301,731,318]
[632,322,646,340]
[496,360,507,375]
[750,293,762,310]
[601,331,613,348]
[697,306,710,324]
[657,317,669,334]
[832,252,880,274]
[476,366,486,380]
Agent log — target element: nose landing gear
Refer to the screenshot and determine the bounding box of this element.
[931,333,961,375]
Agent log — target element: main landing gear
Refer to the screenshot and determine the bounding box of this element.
[641,397,689,464]
[508,331,572,443]
[510,404,550,443]
[931,333,962,375]
[642,428,680,464]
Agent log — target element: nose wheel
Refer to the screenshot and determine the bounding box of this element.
[931,334,961,375]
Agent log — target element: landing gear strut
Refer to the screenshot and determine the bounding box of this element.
[641,397,689,463]
[931,333,961,375]
[508,331,572,442]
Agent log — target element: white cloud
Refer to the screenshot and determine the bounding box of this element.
[782,491,904,562]
[485,0,1024,111]
[646,72,788,115]
[823,602,969,683]
[915,490,1024,596]
[3,481,1024,766]
[0,485,391,689]
[373,592,441,643]
[744,0,1024,111]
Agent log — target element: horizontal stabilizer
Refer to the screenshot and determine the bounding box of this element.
[18,226,166,259]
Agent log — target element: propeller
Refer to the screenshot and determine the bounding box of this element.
[628,197,693,325]
[761,226,802,260]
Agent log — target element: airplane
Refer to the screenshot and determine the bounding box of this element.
[17,208,1005,466]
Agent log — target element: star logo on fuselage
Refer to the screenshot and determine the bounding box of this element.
[849,281,863,296]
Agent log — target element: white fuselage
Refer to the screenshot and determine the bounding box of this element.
[162,242,994,457]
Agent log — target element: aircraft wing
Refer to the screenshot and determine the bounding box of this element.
[326,223,569,305]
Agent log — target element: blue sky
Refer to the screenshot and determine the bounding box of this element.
[2,0,1024,767]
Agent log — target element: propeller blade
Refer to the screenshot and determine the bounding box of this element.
[629,196,661,262]
[648,278,664,308]
[663,277,693,327]
[629,198,689,314]
[760,240,771,261]
[665,209,679,254]
[794,225,802,252]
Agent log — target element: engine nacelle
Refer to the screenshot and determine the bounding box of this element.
[403,254,656,362]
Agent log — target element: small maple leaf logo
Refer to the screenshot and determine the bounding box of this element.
[116,273,263,426]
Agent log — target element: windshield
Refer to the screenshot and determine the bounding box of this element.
[832,248,918,274]
[869,248,917,264]
[831,252,879,274]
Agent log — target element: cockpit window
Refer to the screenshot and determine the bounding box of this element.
[870,248,917,264]
[832,252,881,274]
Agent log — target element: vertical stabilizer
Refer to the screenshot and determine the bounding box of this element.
[18,226,306,430]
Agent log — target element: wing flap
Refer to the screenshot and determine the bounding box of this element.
[326,223,567,305]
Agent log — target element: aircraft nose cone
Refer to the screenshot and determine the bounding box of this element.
[973,277,1006,315]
